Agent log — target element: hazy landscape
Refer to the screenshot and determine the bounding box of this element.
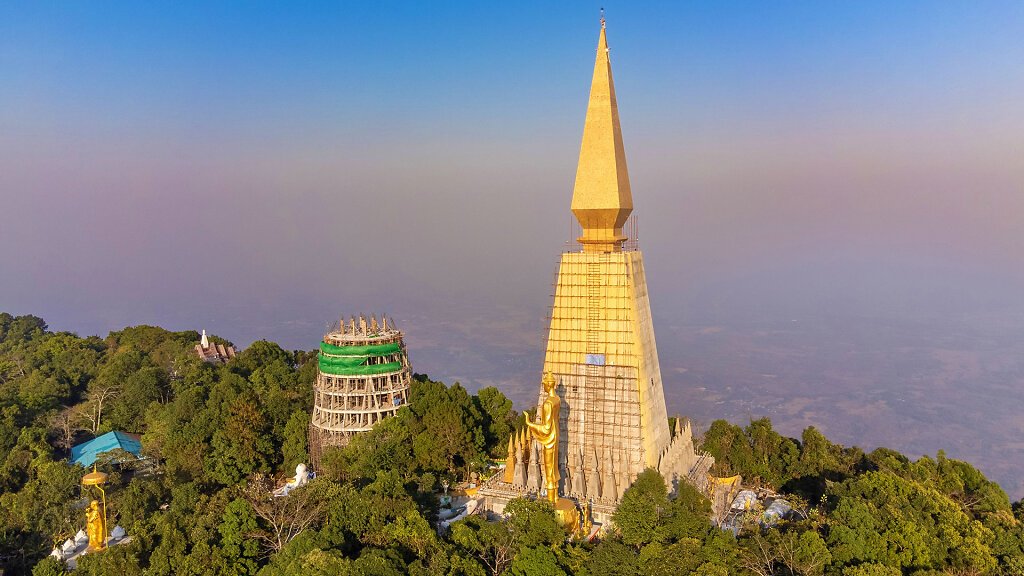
[397,259,1024,500]
[3,0,1023,509]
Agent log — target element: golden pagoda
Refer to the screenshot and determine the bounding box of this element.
[479,18,712,529]
[539,18,712,514]
[570,20,633,252]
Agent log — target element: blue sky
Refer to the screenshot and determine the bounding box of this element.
[3,1,1023,340]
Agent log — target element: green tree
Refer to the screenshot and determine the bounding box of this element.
[825,470,998,573]
[587,538,639,576]
[287,548,357,576]
[281,410,310,473]
[450,514,516,575]
[475,386,515,457]
[206,394,273,485]
[661,480,714,541]
[31,556,66,576]
[0,314,47,343]
[378,509,444,566]
[506,498,563,549]
[218,498,260,575]
[73,537,144,575]
[614,468,668,550]
[509,546,566,576]
[240,475,328,553]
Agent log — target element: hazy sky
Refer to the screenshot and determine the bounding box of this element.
[3,2,1024,490]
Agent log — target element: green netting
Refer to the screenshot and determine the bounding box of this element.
[318,358,403,376]
[317,340,403,376]
[317,354,370,369]
[319,341,400,356]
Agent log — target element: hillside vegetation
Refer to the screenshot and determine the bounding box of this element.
[2,312,1024,576]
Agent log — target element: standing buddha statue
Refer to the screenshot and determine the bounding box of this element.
[524,372,580,532]
[524,372,561,504]
[86,500,106,551]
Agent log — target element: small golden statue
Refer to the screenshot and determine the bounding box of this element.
[525,372,579,532]
[577,499,593,539]
[86,500,106,551]
[82,466,108,552]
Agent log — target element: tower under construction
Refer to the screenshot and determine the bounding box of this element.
[480,20,711,526]
[540,20,712,510]
[308,314,411,469]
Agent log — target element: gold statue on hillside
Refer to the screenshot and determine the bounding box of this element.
[86,500,106,551]
[82,466,109,552]
[524,372,580,532]
[525,372,561,504]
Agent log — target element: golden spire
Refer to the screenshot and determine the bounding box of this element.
[571,18,633,252]
[504,435,516,483]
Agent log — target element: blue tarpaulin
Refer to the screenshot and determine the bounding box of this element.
[70,431,143,468]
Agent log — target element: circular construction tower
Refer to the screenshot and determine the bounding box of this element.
[308,314,411,469]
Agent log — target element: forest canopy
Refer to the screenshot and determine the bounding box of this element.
[2,312,1024,576]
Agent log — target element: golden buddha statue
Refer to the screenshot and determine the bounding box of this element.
[86,500,106,551]
[525,372,580,532]
[524,372,561,504]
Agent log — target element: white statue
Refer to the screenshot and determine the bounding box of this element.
[293,463,309,487]
[274,463,310,497]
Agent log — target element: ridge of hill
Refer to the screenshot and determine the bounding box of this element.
[3,312,1024,576]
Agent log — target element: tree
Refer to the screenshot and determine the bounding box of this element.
[661,480,714,541]
[701,420,750,478]
[740,530,832,576]
[106,367,165,431]
[448,499,563,576]
[31,556,66,576]
[334,415,414,483]
[281,410,310,473]
[587,538,639,576]
[73,537,144,575]
[207,394,274,485]
[824,470,997,572]
[18,372,70,415]
[744,417,799,488]
[240,475,328,553]
[840,563,902,576]
[285,548,357,576]
[419,384,484,478]
[614,468,669,550]
[509,546,566,576]
[0,314,47,343]
[81,379,121,433]
[506,498,564,549]
[641,539,703,576]
[475,386,515,457]
[230,340,292,377]
[0,358,18,384]
[48,406,80,457]
[147,513,189,576]
[378,509,444,566]
[218,498,260,575]
[450,514,516,576]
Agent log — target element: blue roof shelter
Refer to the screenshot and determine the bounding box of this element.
[70,431,144,468]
